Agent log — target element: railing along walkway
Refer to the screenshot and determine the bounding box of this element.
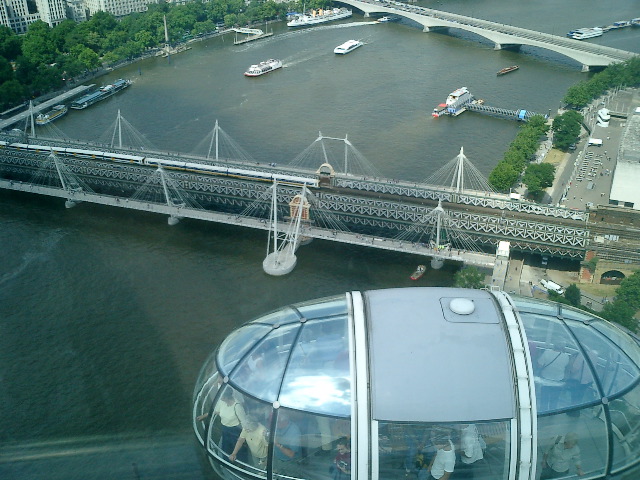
[0,178,496,268]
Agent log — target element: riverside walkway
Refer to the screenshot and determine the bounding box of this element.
[0,85,94,131]
[341,0,637,70]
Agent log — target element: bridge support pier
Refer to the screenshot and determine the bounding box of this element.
[494,43,522,51]
[431,258,444,270]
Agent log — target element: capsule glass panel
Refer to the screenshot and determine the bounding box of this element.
[232,322,302,402]
[279,316,351,415]
[377,421,510,480]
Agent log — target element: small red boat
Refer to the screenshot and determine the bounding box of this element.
[497,65,519,76]
[410,265,426,280]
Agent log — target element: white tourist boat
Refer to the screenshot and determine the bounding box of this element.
[334,39,363,54]
[568,27,603,40]
[287,7,352,27]
[244,59,283,77]
[35,104,68,125]
[445,87,472,106]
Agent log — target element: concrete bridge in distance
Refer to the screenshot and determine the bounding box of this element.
[340,0,637,71]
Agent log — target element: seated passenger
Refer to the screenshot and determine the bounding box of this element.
[540,432,584,479]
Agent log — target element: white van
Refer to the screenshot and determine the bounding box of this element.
[588,138,603,146]
[540,279,565,295]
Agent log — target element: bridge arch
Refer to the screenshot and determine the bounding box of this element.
[338,0,636,71]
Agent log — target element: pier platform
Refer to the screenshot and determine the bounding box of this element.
[233,32,273,45]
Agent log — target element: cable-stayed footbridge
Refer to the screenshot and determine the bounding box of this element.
[341,0,637,70]
[0,121,595,277]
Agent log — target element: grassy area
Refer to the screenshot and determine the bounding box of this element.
[544,148,566,166]
[578,282,617,298]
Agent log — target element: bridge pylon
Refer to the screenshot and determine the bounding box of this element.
[157,166,186,225]
[263,181,309,276]
[41,152,87,208]
[430,200,447,270]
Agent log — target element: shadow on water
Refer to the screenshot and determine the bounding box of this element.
[0,192,189,444]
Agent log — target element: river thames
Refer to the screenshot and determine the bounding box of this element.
[1,0,639,478]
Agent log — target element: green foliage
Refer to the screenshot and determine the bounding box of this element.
[0,25,22,60]
[601,301,638,333]
[523,162,555,196]
[583,256,598,273]
[563,57,640,108]
[552,110,583,151]
[488,161,519,191]
[614,271,640,312]
[0,56,13,84]
[1,0,295,107]
[22,21,57,66]
[453,266,485,289]
[597,271,640,332]
[564,284,581,307]
[488,114,549,192]
[0,79,25,110]
[548,290,570,305]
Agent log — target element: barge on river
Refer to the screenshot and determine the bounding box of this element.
[70,79,131,110]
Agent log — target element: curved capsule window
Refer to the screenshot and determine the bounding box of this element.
[193,288,640,480]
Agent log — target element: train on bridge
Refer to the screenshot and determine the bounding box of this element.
[0,140,319,189]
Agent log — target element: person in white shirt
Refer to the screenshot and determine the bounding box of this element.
[540,432,584,479]
[458,424,485,479]
[427,436,456,480]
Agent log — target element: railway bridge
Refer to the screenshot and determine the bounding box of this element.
[340,0,637,71]
[0,131,601,278]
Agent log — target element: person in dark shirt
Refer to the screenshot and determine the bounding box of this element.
[330,437,351,480]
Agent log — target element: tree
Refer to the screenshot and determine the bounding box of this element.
[76,46,101,71]
[0,55,14,84]
[564,284,581,307]
[50,20,78,53]
[552,110,582,151]
[601,301,638,333]
[488,161,519,191]
[0,79,25,110]
[564,82,592,109]
[0,25,22,60]
[523,162,555,196]
[595,271,640,332]
[614,271,640,312]
[21,21,56,66]
[453,266,485,289]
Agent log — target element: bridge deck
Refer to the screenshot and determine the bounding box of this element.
[343,0,636,68]
[0,178,495,269]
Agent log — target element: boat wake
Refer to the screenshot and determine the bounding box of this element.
[283,50,324,68]
[0,230,65,286]
[236,21,378,51]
